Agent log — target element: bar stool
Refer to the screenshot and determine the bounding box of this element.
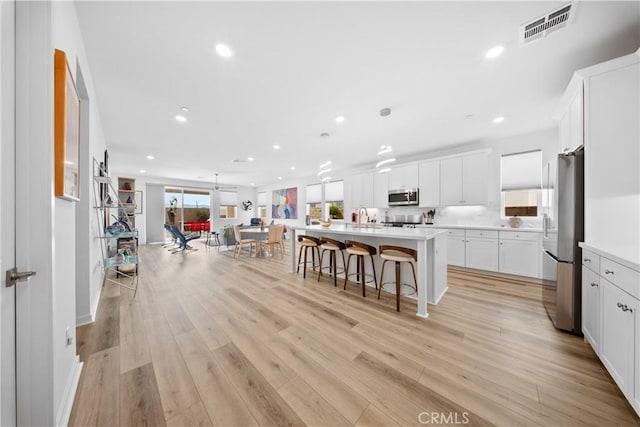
[296,235,321,278]
[317,237,347,287]
[378,245,418,312]
[344,240,378,297]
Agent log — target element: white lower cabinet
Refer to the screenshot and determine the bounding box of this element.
[600,278,638,398]
[498,232,540,278]
[465,236,499,272]
[445,230,465,267]
[581,266,600,352]
[582,245,640,417]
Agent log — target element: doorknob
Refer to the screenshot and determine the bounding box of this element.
[5,267,36,287]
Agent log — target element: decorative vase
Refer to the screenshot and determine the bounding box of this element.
[508,216,523,228]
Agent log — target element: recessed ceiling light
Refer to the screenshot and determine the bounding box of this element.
[290,166,296,171]
[335,116,345,123]
[146,155,155,160]
[272,144,280,150]
[215,43,233,58]
[139,169,146,174]
[485,45,504,59]
[181,107,189,112]
[277,176,282,180]
[493,116,505,124]
[376,158,396,168]
[175,115,187,123]
[247,157,254,162]
[250,183,255,186]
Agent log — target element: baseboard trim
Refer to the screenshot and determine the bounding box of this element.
[429,286,449,305]
[56,356,83,427]
[75,312,94,327]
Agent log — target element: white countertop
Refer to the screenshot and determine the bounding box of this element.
[416,224,543,232]
[291,224,445,241]
[579,242,640,272]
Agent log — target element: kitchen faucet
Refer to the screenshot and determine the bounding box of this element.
[357,207,368,228]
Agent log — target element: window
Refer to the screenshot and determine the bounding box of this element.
[306,184,323,220]
[501,150,542,217]
[324,180,344,219]
[257,192,267,219]
[165,187,211,232]
[219,191,237,219]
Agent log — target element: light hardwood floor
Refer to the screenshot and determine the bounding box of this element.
[69,240,640,426]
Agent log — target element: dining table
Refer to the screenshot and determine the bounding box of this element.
[240,227,270,256]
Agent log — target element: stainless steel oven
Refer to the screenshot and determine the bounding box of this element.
[388,189,419,206]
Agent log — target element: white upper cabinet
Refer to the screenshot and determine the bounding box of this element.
[440,152,488,206]
[418,160,440,207]
[555,76,584,154]
[373,171,389,208]
[349,172,374,209]
[388,164,419,190]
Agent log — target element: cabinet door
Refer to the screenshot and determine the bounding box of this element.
[349,173,363,209]
[466,237,499,272]
[403,164,419,188]
[462,153,488,205]
[419,160,440,207]
[499,239,540,278]
[447,236,465,267]
[581,267,601,353]
[360,172,374,207]
[601,279,637,397]
[373,171,388,208]
[440,157,463,205]
[568,87,583,153]
[388,168,403,190]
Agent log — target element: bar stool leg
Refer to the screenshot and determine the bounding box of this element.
[332,251,338,287]
[311,248,316,272]
[378,259,388,300]
[410,262,418,291]
[344,254,353,290]
[360,255,366,297]
[303,247,308,278]
[318,249,326,282]
[297,246,304,274]
[370,255,378,290]
[395,261,401,311]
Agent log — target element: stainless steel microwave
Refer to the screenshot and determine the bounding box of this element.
[388,189,419,206]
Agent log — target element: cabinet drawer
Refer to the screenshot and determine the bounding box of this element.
[466,229,498,239]
[582,249,600,273]
[498,231,539,241]
[443,229,465,238]
[600,258,640,300]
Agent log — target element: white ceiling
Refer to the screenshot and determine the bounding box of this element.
[75,1,640,187]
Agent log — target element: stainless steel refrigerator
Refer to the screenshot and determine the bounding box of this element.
[542,147,584,334]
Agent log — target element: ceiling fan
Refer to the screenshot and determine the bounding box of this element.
[213,173,237,191]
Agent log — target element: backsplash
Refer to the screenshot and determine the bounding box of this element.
[376,205,543,228]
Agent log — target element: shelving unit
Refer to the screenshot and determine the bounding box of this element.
[93,159,140,296]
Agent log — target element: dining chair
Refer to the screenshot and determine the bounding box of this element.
[233,225,257,259]
[260,225,285,259]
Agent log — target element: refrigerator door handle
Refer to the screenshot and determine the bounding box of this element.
[542,214,548,238]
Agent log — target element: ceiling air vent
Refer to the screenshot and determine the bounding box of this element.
[519,2,576,46]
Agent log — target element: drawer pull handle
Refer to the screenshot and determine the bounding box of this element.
[590,282,598,287]
[617,302,633,313]
[584,258,591,263]
[604,269,614,275]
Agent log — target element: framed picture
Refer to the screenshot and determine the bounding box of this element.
[272,187,297,219]
[135,190,143,214]
[54,49,81,201]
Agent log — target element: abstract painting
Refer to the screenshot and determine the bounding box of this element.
[272,187,297,219]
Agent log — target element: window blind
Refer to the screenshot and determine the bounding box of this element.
[306,184,322,204]
[219,191,238,206]
[501,150,542,191]
[325,180,344,201]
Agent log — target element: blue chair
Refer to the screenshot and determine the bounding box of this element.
[163,224,179,249]
[170,225,199,253]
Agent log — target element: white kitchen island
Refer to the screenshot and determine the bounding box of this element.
[290,225,447,318]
